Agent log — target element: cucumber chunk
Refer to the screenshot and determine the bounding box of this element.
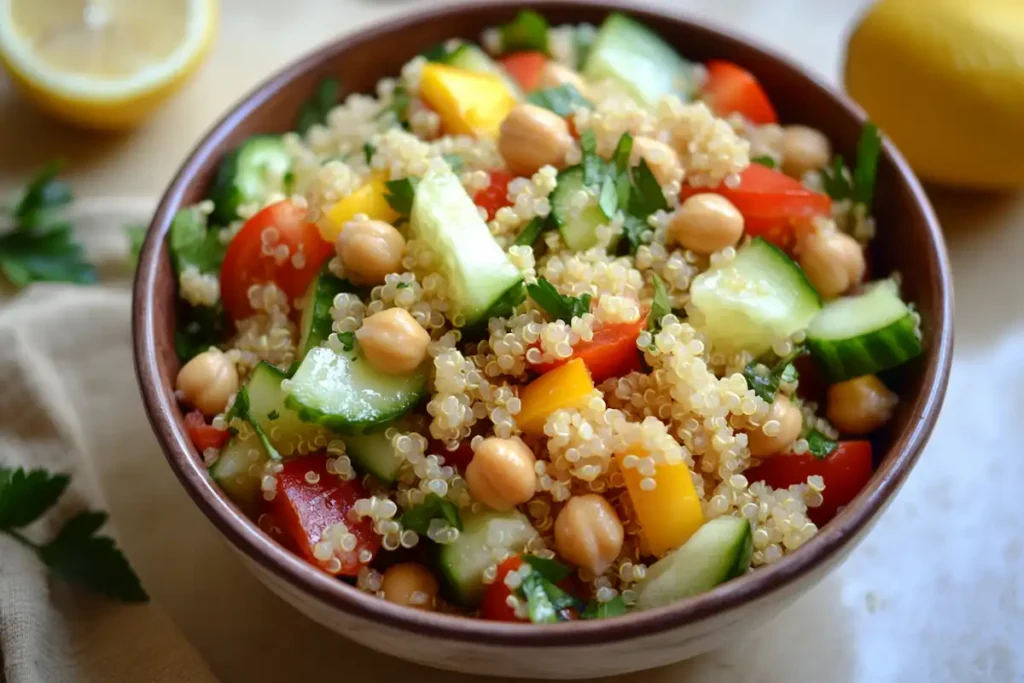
[437,509,538,606]
[634,516,753,610]
[583,13,694,107]
[410,169,524,327]
[209,135,291,223]
[297,266,361,358]
[210,433,268,513]
[444,43,524,99]
[550,166,610,251]
[342,431,402,483]
[689,237,821,355]
[284,346,427,435]
[247,362,329,456]
[807,279,923,382]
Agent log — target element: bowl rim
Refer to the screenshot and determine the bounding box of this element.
[134,0,953,647]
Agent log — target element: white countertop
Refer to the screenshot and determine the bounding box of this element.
[1,1,1021,681]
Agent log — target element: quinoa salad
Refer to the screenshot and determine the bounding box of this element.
[168,11,923,621]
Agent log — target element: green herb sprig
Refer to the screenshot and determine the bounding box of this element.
[399,493,462,535]
[295,79,342,135]
[527,277,591,324]
[0,466,147,603]
[742,346,806,404]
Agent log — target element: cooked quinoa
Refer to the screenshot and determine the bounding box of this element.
[168,11,921,621]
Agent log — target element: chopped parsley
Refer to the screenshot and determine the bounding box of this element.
[336,331,356,352]
[377,84,411,128]
[648,274,672,333]
[527,84,593,118]
[295,78,342,135]
[518,571,579,623]
[751,155,777,169]
[806,428,838,459]
[383,178,418,217]
[581,595,627,619]
[522,555,573,583]
[742,346,806,403]
[527,277,591,323]
[499,10,549,54]
[513,216,549,247]
[821,122,882,208]
[399,493,462,535]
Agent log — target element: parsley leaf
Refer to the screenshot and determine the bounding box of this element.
[500,10,549,53]
[363,142,376,165]
[0,465,147,603]
[751,155,777,169]
[527,277,591,323]
[519,571,579,623]
[527,84,593,118]
[598,176,618,218]
[821,155,852,201]
[626,160,669,217]
[853,123,882,207]
[523,555,573,583]
[806,429,838,459]
[513,216,549,247]
[174,303,228,362]
[648,274,672,333]
[383,178,418,218]
[168,207,225,276]
[612,132,634,173]
[399,493,462,535]
[0,468,70,529]
[621,214,649,255]
[582,595,627,619]
[10,160,73,230]
[295,78,342,135]
[336,331,356,352]
[39,511,148,603]
[742,346,806,403]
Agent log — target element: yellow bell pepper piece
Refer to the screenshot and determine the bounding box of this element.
[517,359,594,437]
[318,172,399,242]
[419,63,517,140]
[617,452,705,557]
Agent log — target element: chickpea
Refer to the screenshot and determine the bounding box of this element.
[465,437,536,511]
[827,375,898,436]
[535,62,589,97]
[380,562,439,610]
[748,395,803,457]
[336,219,406,286]
[797,230,866,299]
[780,125,832,179]
[498,104,573,176]
[630,136,683,188]
[355,308,430,375]
[176,348,239,417]
[667,194,745,255]
[554,495,624,575]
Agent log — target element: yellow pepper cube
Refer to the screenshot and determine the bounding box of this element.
[419,63,517,140]
[517,358,595,437]
[318,173,399,242]
[617,452,705,557]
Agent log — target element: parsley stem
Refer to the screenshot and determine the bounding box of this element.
[4,528,40,551]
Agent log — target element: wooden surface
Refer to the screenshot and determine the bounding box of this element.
[2,0,1023,681]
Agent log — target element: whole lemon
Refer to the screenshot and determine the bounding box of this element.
[845,0,1024,189]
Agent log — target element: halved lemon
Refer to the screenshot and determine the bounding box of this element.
[0,0,218,130]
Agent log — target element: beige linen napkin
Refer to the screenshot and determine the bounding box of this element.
[0,201,219,683]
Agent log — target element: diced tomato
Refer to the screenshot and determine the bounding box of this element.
[257,506,298,554]
[498,51,548,92]
[473,170,516,221]
[681,164,831,251]
[269,453,380,576]
[703,60,778,125]
[531,314,648,383]
[184,410,230,452]
[745,441,874,526]
[482,556,526,622]
[430,438,475,471]
[219,200,334,322]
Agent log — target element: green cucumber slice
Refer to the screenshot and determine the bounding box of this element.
[689,237,822,355]
[807,279,922,382]
[297,266,362,358]
[210,433,268,513]
[284,346,427,435]
[410,169,524,327]
[436,509,538,607]
[247,362,328,456]
[583,13,694,107]
[208,135,292,224]
[550,166,610,251]
[634,516,753,610]
[342,431,402,483]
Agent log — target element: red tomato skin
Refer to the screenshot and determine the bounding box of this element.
[682,164,831,250]
[498,51,548,92]
[257,506,299,554]
[473,170,516,221]
[430,438,475,472]
[745,441,874,526]
[184,411,230,452]
[219,200,333,322]
[531,316,647,383]
[270,453,380,576]
[703,60,778,125]
[482,556,526,622]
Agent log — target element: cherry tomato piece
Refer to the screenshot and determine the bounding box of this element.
[184,410,230,452]
[473,170,516,221]
[745,441,874,526]
[481,556,526,622]
[499,51,548,92]
[531,315,648,383]
[703,60,778,125]
[219,200,334,322]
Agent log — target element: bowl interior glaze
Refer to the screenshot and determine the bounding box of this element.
[134,0,952,652]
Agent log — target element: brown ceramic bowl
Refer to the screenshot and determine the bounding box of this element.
[134,1,953,678]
